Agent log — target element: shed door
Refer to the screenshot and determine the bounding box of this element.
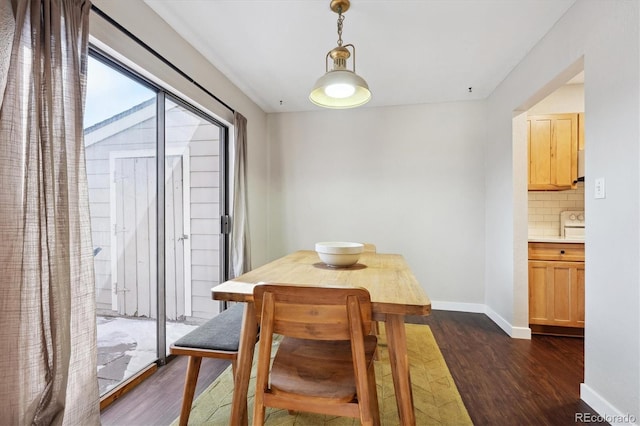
[112,155,185,320]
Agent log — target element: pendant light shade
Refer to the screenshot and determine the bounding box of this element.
[309,0,371,109]
[310,68,371,109]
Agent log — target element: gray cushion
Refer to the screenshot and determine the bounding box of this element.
[172,303,244,352]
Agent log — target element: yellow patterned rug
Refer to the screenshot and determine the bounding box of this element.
[172,324,472,425]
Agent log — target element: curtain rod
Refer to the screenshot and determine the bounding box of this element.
[90,4,235,115]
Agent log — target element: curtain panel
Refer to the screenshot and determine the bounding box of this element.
[230,112,251,278]
[0,0,100,424]
[0,0,13,105]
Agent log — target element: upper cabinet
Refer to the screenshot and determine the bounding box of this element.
[528,113,579,191]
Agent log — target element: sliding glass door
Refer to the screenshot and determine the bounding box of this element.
[163,96,227,350]
[84,51,228,396]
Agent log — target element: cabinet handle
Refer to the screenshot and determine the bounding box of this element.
[560,250,565,254]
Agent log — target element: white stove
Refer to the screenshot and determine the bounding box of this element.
[561,210,585,238]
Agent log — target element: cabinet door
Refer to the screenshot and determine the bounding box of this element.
[574,263,585,326]
[550,263,573,324]
[528,114,578,190]
[578,112,585,150]
[528,260,584,327]
[529,261,550,323]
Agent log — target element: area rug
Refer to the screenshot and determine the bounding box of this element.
[172,324,472,425]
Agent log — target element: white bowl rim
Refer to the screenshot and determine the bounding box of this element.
[315,241,364,254]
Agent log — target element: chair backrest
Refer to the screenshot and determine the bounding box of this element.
[363,243,377,253]
[253,284,373,341]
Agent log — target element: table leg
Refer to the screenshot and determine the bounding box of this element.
[229,302,257,426]
[385,314,416,426]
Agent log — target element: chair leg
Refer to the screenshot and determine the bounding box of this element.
[253,332,273,425]
[179,356,203,426]
[371,322,380,360]
[355,360,380,426]
[371,320,379,336]
[252,383,267,424]
[367,363,381,426]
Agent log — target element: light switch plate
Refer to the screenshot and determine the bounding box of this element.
[595,177,606,199]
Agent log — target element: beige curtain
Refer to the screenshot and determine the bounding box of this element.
[0,1,100,424]
[0,0,13,106]
[230,112,251,278]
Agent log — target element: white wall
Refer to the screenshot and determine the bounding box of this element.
[267,101,487,307]
[90,0,270,268]
[528,83,584,115]
[486,1,639,420]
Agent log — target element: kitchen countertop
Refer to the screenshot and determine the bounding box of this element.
[528,236,584,244]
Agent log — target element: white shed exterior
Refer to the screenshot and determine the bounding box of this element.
[85,99,223,321]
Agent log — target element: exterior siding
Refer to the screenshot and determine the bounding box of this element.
[86,102,222,320]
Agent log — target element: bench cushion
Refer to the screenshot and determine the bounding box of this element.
[172,303,244,352]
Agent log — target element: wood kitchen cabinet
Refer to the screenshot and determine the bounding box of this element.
[528,114,579,190]
[578,112,585,150]
[529,242,585,331]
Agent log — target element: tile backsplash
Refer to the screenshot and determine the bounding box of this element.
[528,182,584,237]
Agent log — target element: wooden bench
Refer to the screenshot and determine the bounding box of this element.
[170,303,245,426]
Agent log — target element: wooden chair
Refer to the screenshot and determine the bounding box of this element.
[363,243,377,253]
[170,303,245,426]
[252,284,380,425]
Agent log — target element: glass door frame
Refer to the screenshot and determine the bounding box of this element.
[88,46,231,369]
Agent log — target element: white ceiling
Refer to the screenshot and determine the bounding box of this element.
[145,0,576,113]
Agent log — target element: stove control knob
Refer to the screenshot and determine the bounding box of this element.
[578,214,584,221]
[570,214,576,220]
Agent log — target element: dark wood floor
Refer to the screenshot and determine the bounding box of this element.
[100,310,606,425]
[424,311,606,426]
[100,355,230,425]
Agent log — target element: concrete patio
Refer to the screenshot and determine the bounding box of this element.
[97,315,199,394]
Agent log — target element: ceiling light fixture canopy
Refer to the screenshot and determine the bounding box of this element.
[309,0,371,109]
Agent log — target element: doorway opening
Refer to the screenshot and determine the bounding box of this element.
[513,60,585,339]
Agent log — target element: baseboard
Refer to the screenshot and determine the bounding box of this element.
[484,306,531,339]
[530,324,584,337]
[431,301,531,339]
[431,301,486,313]
[580,383,638,425]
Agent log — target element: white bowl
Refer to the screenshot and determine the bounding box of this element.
[315,242,364,267]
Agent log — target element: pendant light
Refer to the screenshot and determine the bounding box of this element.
[309,0,371,109]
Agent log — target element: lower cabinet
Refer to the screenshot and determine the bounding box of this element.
[528,243,585,329]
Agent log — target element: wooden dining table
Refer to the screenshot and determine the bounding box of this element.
[211,249,431,425]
